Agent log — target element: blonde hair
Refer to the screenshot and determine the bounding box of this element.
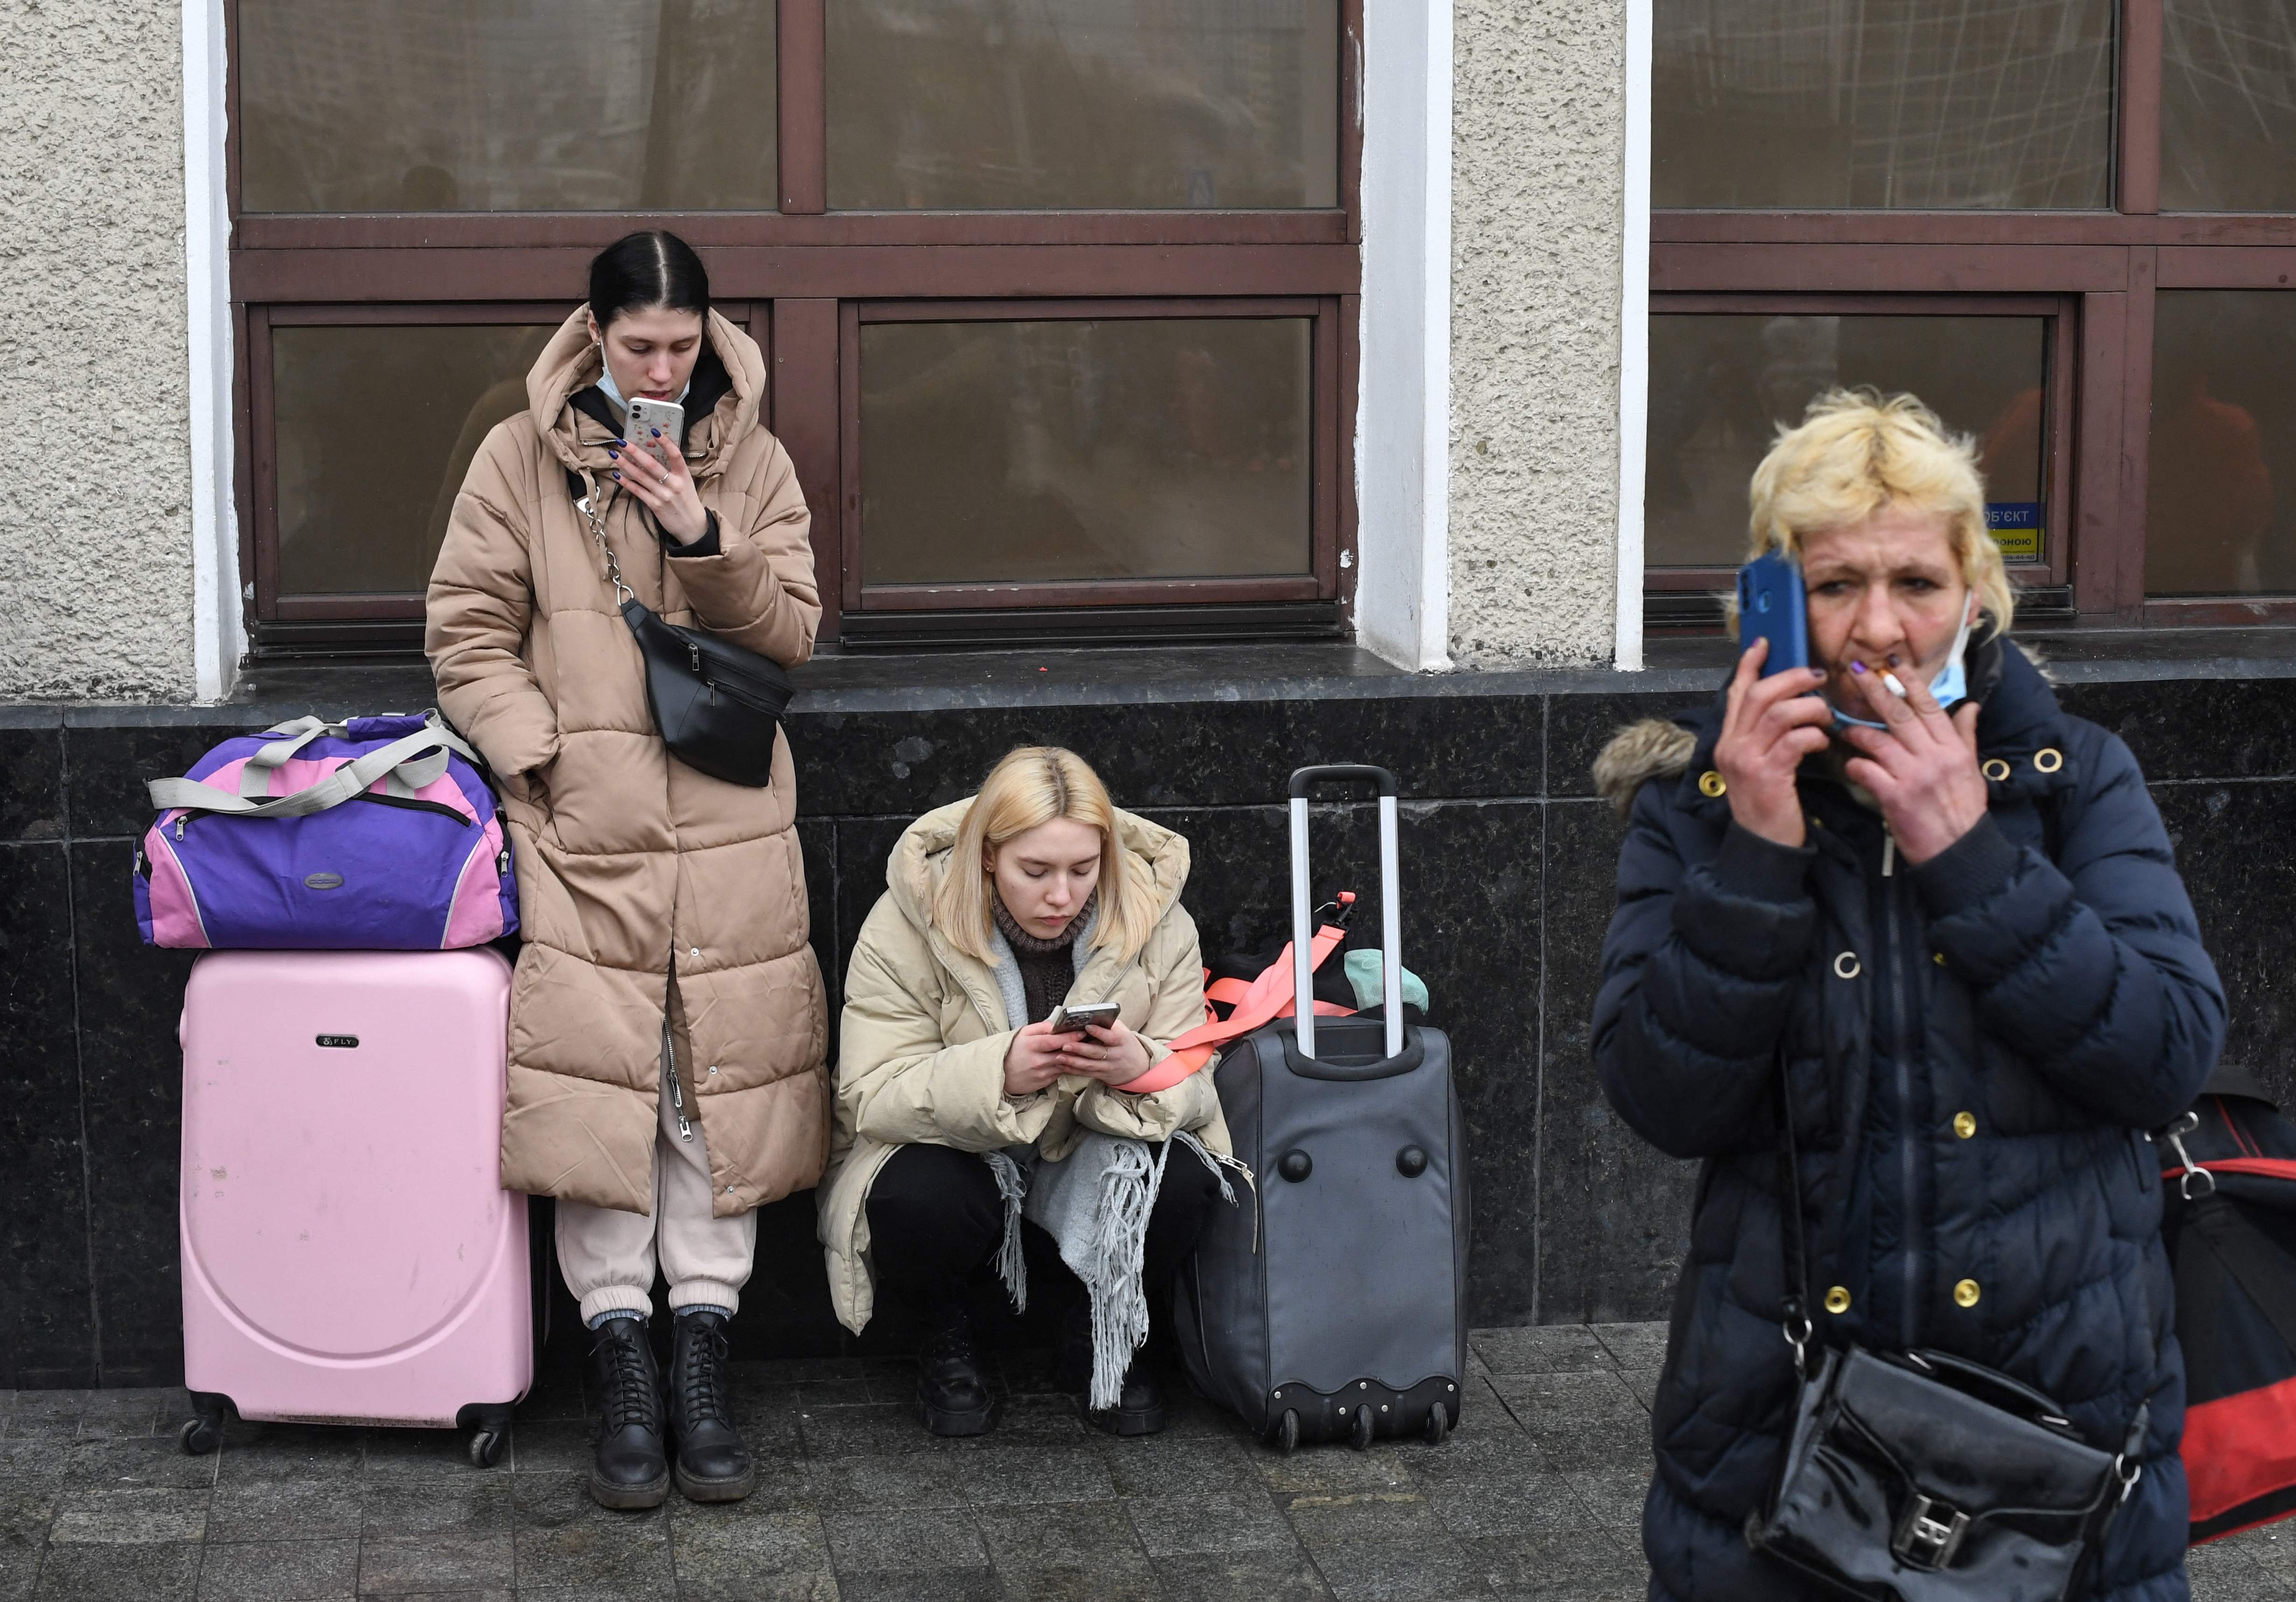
[1742,388,2014,636]
[931,746,1156,965]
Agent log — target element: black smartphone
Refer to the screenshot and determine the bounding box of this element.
[1736,552,1810,676]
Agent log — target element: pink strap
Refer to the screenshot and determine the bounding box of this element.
[1112,923,1352,1096]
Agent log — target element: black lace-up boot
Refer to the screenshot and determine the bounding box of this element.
[666,1310,755,1502]
[1056,1301,1166,1435]
[587,1316,669,1509]
[917,1302,995,1437]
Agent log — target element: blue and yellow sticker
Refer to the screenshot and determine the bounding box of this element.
[1987,502,2043,561]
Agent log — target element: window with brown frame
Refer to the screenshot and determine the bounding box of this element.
[225,0,1362,657]
[1649,0,2296,631]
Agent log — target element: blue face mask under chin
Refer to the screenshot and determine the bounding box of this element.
[1833,604,1975,730]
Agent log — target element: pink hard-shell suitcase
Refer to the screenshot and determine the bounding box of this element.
[176,948,535,1466]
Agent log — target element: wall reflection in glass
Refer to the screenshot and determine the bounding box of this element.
[1646,315,2047,568]
[273,324,555,596]
[829,0,1339,210]
[239,0,777,212]
[2163,0,2296,212]
[2146,293,2296,596]
[1654,0,2113,210]
[859,318,1313,586]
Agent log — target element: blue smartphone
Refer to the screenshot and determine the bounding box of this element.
[1736,552,1810,677]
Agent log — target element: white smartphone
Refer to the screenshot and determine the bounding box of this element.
[623,396,683,469]
[1047,1001,1120,1035]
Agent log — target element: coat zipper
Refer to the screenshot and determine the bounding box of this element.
[1885,864,1919,1349]
[669,1060,693,1141]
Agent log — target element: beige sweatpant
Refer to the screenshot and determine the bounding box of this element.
[555,1020,756,1326]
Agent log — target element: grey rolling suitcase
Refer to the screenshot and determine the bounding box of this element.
[1176,764,1469,1453]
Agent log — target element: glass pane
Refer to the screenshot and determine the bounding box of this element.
[1653,0,2113,209]
[1646,314,2048,568]
[2163,1,2296,211]
[239,1,776,212]
[860,318,1312,585]
[828,0,1339,210]
[2146,293,2296,595]
[273,323,555,595]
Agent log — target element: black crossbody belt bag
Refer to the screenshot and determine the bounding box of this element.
[576,475,793,788]
[1745,1065,2145,1602]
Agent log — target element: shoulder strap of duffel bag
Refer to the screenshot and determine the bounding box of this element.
[145,710,482,822]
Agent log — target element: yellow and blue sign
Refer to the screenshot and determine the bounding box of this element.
[1987,502,2043,561]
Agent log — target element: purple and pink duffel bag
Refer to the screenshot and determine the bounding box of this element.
[135,712,518,950]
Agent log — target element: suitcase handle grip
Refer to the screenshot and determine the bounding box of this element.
[1288,764,1398,800]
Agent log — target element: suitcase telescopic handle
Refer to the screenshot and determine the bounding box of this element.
[1286,766,1404,1061]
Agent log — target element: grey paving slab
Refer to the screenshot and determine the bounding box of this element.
[828,1568,999,1602]
[1151,1549,1338,1602]
[509,1474,673,1592]
[802,1453,970,1511]
[818,1506,984,1573]
[354,1531,517,1595]
[47,1487,209,1545]
[1483,1374,1649,1472]
[1308,1534,1498,1601]
[54,1435,218,1488]
[669,1506,836,1602]
[1124,1488,1299,1558]
[215,1425,365,1484]
[363,1429,511,1482]
[1585,1327,1668,1373]
[192,1537,358,1600]
[1280,1489,1450,1548]
[206,1478,364,1544]
[1469,1328,1615,1377]
[31,1540,201,1601]
[359,1481,513,1538]
[956,1443,1113,1507]
[1093,1433,1263,1499]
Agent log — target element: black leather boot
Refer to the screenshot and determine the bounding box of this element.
[587,1316,669,1510]
[666,1310,755,1502]
[917,1304,995,1437]
[1057,1303,1166,1435]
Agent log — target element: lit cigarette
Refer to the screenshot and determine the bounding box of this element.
[1881,672,1908,697]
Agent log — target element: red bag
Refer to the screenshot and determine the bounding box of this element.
[2161,1064,2296,1543]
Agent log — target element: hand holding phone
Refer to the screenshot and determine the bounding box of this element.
[1735,552,1810,677]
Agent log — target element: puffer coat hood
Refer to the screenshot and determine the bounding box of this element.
[817,799,1226,1333]
[426,307,829,1218]
[1593,637,2225,1602]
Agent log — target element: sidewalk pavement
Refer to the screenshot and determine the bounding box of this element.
[0,1321,2288,1601]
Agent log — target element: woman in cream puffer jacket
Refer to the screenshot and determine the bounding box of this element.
[822,747,1232,1439]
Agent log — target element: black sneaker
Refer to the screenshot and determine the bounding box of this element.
[1084,1355,1167,1437]
[587,1316,669,1510]
[917,1306,995,1437]
[666,1310,756,1503]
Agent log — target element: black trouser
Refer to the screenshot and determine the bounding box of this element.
[866,1141,1225,1318]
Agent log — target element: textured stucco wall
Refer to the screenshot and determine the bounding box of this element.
[1448,0,1627,667]
[0,1,194,700]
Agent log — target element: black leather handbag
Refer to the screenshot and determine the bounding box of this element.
[577,482,793,788]
[1745,1070,2146,1602]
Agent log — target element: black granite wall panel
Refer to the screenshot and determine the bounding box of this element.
[9,669,2293,1385]
[0,841,96,1387]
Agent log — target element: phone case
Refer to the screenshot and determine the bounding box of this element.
[1737,553,1810,676]
[625,399,682,465]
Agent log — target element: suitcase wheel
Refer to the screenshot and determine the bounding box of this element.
[468,1428,507,1469]
[177,1415,222,1456]
[1276,1409,1300,1455]
[1349,1403,1376,1451]
[1424,1401,1451,1446]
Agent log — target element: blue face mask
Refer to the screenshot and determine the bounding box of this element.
[1833,602,1976,730]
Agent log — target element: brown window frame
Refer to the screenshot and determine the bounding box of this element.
[224,0,1366,658]
[1649,0,2296,632]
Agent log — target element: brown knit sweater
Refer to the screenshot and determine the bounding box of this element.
[992,891,1095,1024]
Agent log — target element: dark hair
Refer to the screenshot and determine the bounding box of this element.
[588,230,709,331]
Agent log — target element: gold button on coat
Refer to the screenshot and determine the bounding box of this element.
[1953,1111,1977,1139]
[1953,1279,1981,1308]
[1982,758,2011,782]
[1824,1286,1852,1314]
[1699,770,1727,798]
[2034,747,2064,773]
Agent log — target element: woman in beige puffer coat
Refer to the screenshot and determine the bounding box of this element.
[824,746,1234,1440]
[427,232,827,1513]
